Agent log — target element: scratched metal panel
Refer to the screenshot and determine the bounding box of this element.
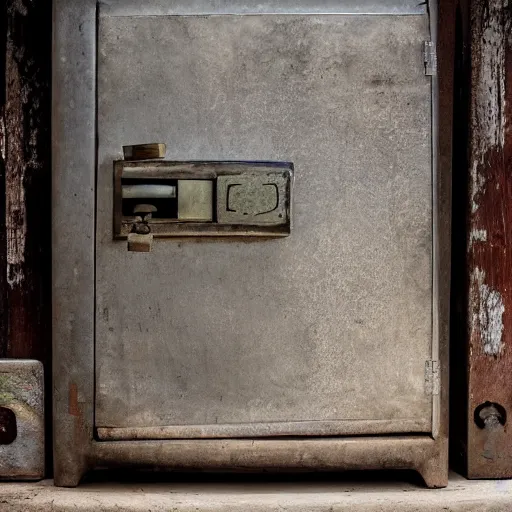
[100,0,426,16]
[95,14,433,434]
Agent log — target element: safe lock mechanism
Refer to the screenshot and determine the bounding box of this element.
[115,145,293,251]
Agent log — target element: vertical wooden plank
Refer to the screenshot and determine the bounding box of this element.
[4,0,52,361]
[2,0,52,473]
[0,0,9,358]
[466,0,512,478]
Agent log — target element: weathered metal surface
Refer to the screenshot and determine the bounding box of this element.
[0,360,44,480]
[52,0,97,486]
[96,13,433,434]
[178,180,213,222]
[101,0,427,16]
[217,174,288,225]
[53,0,450,488]
[92,436,449,488]
[97,418,430,441]
[465,0,512,478]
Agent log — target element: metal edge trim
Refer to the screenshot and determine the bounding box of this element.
[97,419,432,441]
[52,0,97,485]
[429,0,441,441]
[99,0,426,17]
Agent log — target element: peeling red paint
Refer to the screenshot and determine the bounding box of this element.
[467,0,512,478]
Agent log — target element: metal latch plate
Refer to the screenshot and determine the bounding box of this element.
[114,161,293,239]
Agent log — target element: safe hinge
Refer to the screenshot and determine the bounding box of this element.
[423,41,437,76]
[425,360,440,396]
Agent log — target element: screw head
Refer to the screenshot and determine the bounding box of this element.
[135,224,151,235]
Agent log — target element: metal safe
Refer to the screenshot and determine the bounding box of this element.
[53,0,450,487]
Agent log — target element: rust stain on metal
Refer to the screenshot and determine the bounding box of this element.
[467,0,512,477]
[69,383,80,417]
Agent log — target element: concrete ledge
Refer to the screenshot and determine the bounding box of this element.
[1,473,512,511]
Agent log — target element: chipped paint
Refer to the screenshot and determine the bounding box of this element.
[5,1,47,291]
[470,228,488,248]
[474,1,507,153]
[471,161,487,213]
[0,114,5,161]
[466,0,512,478]
[5,25,27,288]
[479,284,505,355]
[470,0,508,213]
[471,268,505,356]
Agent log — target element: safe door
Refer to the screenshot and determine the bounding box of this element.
[96,7,434,439]
[53,0,448,488]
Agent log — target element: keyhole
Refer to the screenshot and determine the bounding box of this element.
[0,407,17,445]
[474,402,507,429]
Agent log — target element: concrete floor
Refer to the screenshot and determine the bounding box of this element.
[1,473,512,511]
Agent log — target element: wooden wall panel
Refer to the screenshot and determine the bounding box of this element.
[0,0,52,473]
[465,0,512,478]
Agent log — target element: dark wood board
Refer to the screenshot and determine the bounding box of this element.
[464,0,512,478]
[0,0,52,474]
